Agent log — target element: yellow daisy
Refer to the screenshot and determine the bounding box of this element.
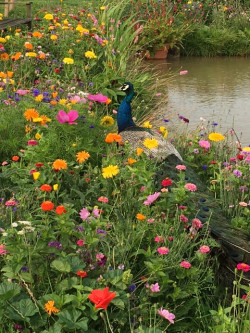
[208,132,225,142]
[143,138,159,149]
[102,165,119,179]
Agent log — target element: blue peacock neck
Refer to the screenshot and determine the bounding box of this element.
[117,86,136,133]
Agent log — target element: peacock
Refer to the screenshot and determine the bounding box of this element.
[117,81,250,289]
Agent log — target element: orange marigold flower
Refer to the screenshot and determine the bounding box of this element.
[24,42,33,50]
[128,158,137,165]
[24,108,39,121]
[52,159,67,170]
[32,31,43,38]
[40,184,52,192]
[1,53,9,61]
[76,151,90,163]
[105,133,122,143]
[41,201,54,211]
[44,300,60,316]
[136,213,146,220]
[12,155,19,161]
[136,148,144,156]
[55,205,67,215]
[11,52,22,61]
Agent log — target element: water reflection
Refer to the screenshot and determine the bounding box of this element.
[152,57,250,145]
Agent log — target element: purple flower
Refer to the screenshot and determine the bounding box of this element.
[194,149,199,154]
[128,284,136,292]
[233,169,242,178]
[75,225,85,231]
[143,192,161,206]
[97,229,107,235]
[239,186,248,192]
[48,241,62,249]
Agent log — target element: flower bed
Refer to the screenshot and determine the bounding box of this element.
[0,1,249,332]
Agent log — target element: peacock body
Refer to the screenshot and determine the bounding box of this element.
[118,82,182,161]
[117,82,250,288]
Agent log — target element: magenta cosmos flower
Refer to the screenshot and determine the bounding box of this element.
[157,247,169,255]
[56,110,79,124]
[158,307,175,324]
[236,263,250,272]
[27,140,38,146]
[87,93,109,103]
[185,183,197,192]
[180,261,191,269]
[199,140,211,149]
[143,192,161,205]
[200,245,210,253]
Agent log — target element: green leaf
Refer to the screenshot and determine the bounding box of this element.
[111,298,125,310]
[67,256,85,273]
[51,259,71,273]
[6,298,38,321]
[58,309,88,330]
[0,282,21,300]
[56,277,78,292]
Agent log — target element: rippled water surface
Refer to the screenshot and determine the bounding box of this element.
[152,57,250,145]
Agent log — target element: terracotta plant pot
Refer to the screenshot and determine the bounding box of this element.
[144,44,170,60]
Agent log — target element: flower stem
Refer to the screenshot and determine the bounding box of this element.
[105,310,114,333]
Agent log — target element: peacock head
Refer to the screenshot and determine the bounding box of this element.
[119,82,134,95]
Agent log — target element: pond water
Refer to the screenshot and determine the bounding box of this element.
[151,57,250,146]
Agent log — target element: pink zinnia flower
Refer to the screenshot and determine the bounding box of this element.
[98,196,109,203]
[199,140,211,149]
[143,192,161,205]
[79,208,90,220]
[158,307,175,324]
[239,202,247,207]
[185,183,197,192]
[180,70,188,76]
[236,263,250,272]
[92,208,100,218]
[27,140,38,146]
[76,239,85,247]
[87,93,109,103]
[0,244,8,255]
[16,89,29,95]
[56,110,79,125]
[150,283,160,292]
[157,247,169,255]
[154,236,164,243]
[180,215,188,223]
[180,261,191,269]
[176,164,186,171]
[200,245,210,253]
[192,218,203,229]
[147,218,155,223]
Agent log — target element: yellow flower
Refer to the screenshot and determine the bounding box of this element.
[100,6,106,10]
[59,99,67,105]
[35,94,44,102]
[100,116,114,127]
[35,133,42,140]
[32,172,40,180]
[0,37,6,43]
[26,52,37,57]
[84,51,97,59]
[208,132,225,142]
[143,121,152,128]
[50,35,58,40]
[72,143,77,147]
[102,165,119,179]
[242,147,250,152]
[44,14,54,20]
[76,151,90,163]
[53,184,58,191]
[63,58,74,64]
[136,148,144,156]
[159,126,168,138]
[44,300,60,316]
[143,138,159,149]
[76,25,89,34]
[52,159,67,170]
[68,49,74,55]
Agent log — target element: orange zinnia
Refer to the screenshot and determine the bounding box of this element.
[12,155,19,161]
[40,184,52,192]
[32,31,43,38]
[41,201,54,211]
[24,108,39,121]
[11,52,22,61]
[44,300,60,316]
[105,133,122,143]
[76,151,90,163]
[55,205,67,215]
[136,213,146,220]
[52,159,67,170]
[24,42,33,50]
[128,158,137,165]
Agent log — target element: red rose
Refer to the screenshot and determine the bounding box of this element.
[88,287,116,310]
